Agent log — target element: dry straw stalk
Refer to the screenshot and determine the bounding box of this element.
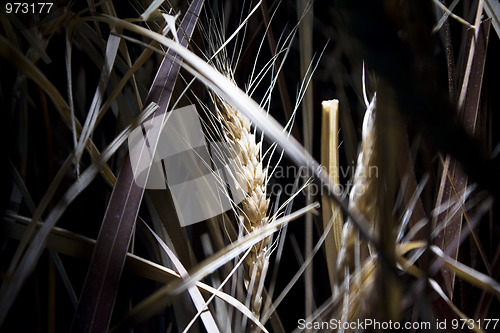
[320,99,344,290]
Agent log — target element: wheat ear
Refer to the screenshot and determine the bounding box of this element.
[214,97,270,317]
[337,93,378,270]
[203,17,270,315]
[335,94,378,323]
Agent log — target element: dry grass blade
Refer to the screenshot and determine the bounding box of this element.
[0,33,116,186]
[261,207,334,325]
[428,279,486,333]
[461,18,491,135]
[259,0,300,142]
[146,191,197,269]
[298,0,313,151]
[96,32,166,124]
[0,101,158,325]
[431,246,500,297]
[3,214,268,332]
[297,0,315,320]
[397,132,427,239]
[379,241,489,333]
[5,2,497,330]
[457,1,485,111]
[3,13,51,64]
[73,32,121,169]
[141,0,172,21]
[111,203,319,331]
[432,0,474,29]
[181,245,260,333]
[434,0,461,33]
[484,0,500,40]
[5,165,79,308]
[4,153,73,277]
[65,27,78,152]
[0,152,72,321]
[434,18,490,297]
[90,13,380,253]
[144,223,220,333]
[70,2,204,332]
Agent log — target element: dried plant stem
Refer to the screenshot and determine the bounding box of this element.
[320,100,343,291]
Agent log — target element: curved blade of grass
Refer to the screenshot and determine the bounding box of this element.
[89,13,379,251]
[383,243,488,333]
[298,1,315,319]
[3,213,271,332]
[0,102,158,325]
[485,0,500,39]
[397,127,427,241]
[431,246,500,298]
[74,32,120,169]
[261,204,333,325]
[3,153,74,278]
[429,278,486,333]
[70,2,204,332]
[260,0,300,141]
[433,0,460,34]
[96,28,167,126]
[457,2,485,112]
[144,223,220,333]
[7,164,78,308]
[434,18,491,297]
[4,13,51,64]
[432,0,474,29]
[140,0,170,21]
[0,33,116,186]
[65,28,78,152]
[146,191,197,269]
[183,244,257,333]
[111,203,319,331]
